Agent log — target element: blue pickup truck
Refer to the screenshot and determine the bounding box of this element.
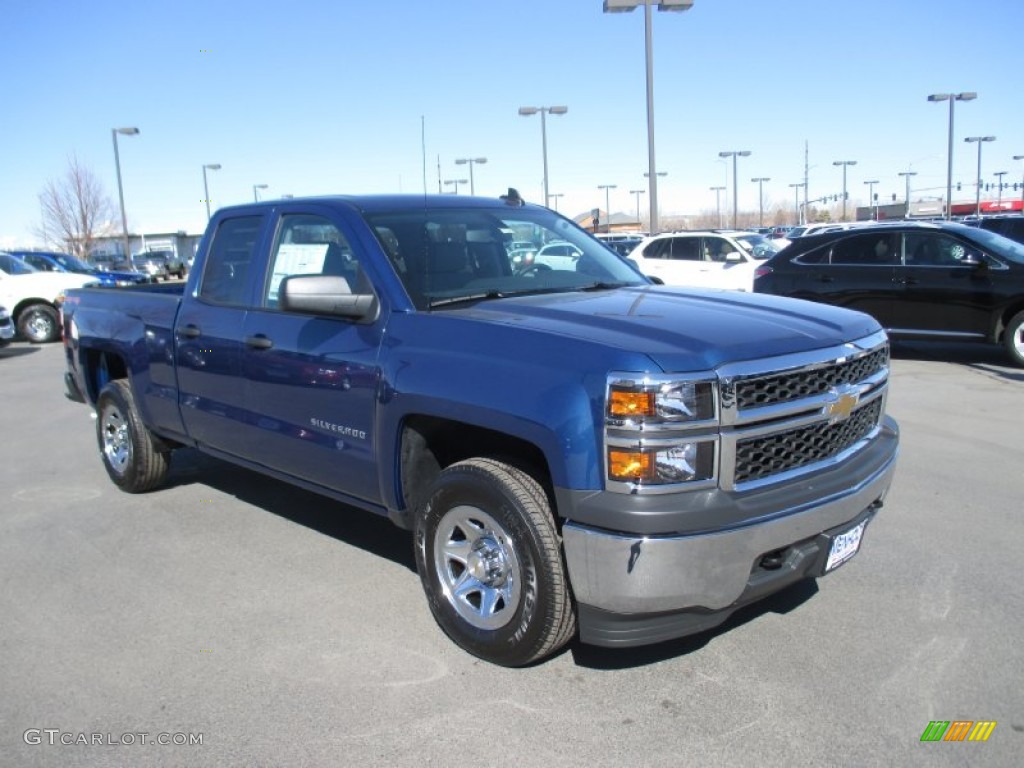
[62,192,899,666]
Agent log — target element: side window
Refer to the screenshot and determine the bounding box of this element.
[831,233,898,266]
[704,238,735,263]
[264,214,369,308]
[24,255,50,270]
[669,238,701,261]
[198,216,263,306]
[643,238,670,259]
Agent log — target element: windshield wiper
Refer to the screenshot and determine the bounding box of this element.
[579,281,631,291]
[428,290,505,308]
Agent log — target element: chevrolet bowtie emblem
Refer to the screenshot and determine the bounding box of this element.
[825,387,859,423]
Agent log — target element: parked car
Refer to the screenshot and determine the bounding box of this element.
[966,214,1024,246]
[0,252,100,342]
[626,230,782,291]
[753,220,1024,366]
[7,250,151,287]
[0,304,14,347]
[132,249,188,280]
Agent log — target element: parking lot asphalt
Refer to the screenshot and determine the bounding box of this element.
[1,339,1021,767]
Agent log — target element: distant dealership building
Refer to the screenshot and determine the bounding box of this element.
[90,231,202,260]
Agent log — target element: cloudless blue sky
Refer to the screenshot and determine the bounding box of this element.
[2,0,1022,247]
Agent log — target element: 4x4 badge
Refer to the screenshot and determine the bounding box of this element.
[825,386,859,423]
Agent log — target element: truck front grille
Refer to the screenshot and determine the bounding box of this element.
[735,347,889,409]
[734,399,883,484]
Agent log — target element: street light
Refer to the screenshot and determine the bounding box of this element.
[863,179,879,220]
[598,184,617,233]
[928,92,977,219]
[751,176,770,227]
[788,183,804,225]
[833,160,857,221]
[518,106,568,207]
[548,193,564,211]
[898,171,917,216]
[202,163,221,220]
[993,171,1008,207]
[630,189,646,226]
[710,186,725,228]
[603,0,694,233]
[454,157,487,195]
[443,178,468,195]
[253,184,268,202]
[719,150,751,228]
[964,136,995,217]
[1015,155,1024,208]
[111,127,139,261]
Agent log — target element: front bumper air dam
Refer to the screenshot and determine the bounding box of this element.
[563,436,898,648]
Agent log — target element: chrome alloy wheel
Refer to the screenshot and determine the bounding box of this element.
[100,405,131,476]
[1012,324,1024,359]
[432,506,523,631]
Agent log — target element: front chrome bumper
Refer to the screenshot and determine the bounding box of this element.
[563,419,898,623]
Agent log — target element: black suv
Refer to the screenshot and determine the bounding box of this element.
[753,221,1024,366]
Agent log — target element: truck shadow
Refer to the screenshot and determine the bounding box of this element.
[0,344,41,359]
[568,579,819,670]
[167,448,416,572]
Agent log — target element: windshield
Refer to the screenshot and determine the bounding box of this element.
[0,252,39,275]
[49,253,95,272]
[734,234,782,260]
[364,205,651,310]
[963,224,1024,264]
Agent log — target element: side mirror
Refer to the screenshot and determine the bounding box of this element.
[725,252,743,263]
[280,275,378,321]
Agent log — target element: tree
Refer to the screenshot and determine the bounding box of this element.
[37,156,116,259]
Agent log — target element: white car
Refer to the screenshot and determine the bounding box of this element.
[0,252,99,342]
[0,304,14,347]
[626,230,782,291]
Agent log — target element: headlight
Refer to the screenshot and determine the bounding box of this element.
[606,373,719,493]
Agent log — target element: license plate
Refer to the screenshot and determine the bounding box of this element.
[824,520,867,573]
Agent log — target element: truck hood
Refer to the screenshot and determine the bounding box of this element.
[448,286,881,372]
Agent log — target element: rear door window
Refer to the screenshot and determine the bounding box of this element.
[198,216,264,306]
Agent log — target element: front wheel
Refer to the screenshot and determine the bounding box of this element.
[17,304,59,343]
[1004,311,1024,367]
[96,380,171,492]
[414,458,576,667]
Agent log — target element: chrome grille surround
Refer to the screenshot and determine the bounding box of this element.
[604,329,890,494]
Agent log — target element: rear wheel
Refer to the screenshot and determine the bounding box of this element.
[96,380,171,492]
[1004,311,1024,367]
[17,304,59,343]
[414,458,576,667]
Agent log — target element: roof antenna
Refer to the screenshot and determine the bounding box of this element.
[500,188,524,207]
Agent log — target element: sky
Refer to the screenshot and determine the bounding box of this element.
[2,0,1023,248]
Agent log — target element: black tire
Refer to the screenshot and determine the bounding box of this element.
[1004,311,1024,368]
[96,380,171,493]
[17,304,60,343]
[414,458,576,666]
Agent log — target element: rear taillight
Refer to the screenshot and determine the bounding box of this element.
[754,265,773,280]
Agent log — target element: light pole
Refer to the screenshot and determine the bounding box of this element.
[965,136,995,217]
[253,184,268,202]
[710,186,725,228]
[454,157,487,195]
[548,193,564,212]
[751,176,770,227]
[994,171,1008,207]
[603,0,694,234]
[202,163,221,220]
[833,160,857,221]
[863,179,879,220]
[111,127,139,261]
[643,171,666,227]
[789,182,803,225]
[898,171,917,216]
[719,150,751,228]
[598,184,617,233]
[630,189,646,226]
[443,179,468,195]
[1015,155,1024,208]
[928,92,976,219]
[518,106,568,207]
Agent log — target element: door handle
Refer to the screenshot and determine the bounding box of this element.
[245,335,274,350]
[177,324,201,339]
